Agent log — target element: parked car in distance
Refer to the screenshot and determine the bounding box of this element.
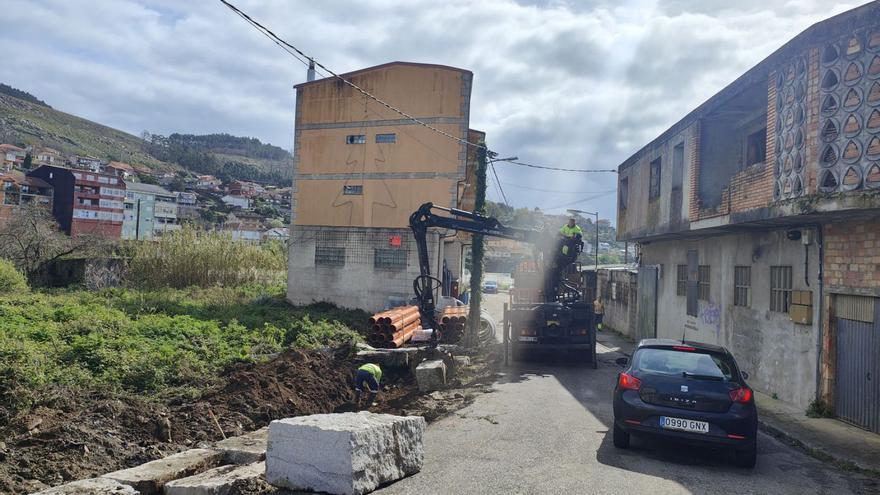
[482,280,498,294]
[612,339,758,468]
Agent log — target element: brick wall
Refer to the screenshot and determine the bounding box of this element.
[805,47,820,193]
[687,121,701,220]
[823,218,880,292]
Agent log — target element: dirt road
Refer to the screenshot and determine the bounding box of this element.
[378,292,878,495]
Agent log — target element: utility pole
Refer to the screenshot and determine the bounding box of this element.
[465,142,488,347]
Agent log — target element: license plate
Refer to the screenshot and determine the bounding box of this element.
[518,336,538,342]
[660,416,709,434]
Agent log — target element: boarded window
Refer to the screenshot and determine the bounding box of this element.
[375,133,396,143]
[745,127,767,166]
[345,135,366,144]
[770,266,793,312]
[343,185,363,195]
[734,266,751,307]
[619,177,629,210]
[649,158,661,199]
[698,265,710,301]
[374,248,407,270]
[315,247,345,266]
[676,264,687,296]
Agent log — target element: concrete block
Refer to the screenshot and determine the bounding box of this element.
[101,448,222,495]
[164,462,264,495]
[265,412,425,495]
[214,427,268,464]
[357,348,421,368]
[33,478,140,495]
[415,359,446,392]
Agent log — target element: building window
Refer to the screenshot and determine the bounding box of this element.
[619,177,629,210]
[745,127,767,167]
[770,266,793,312]
[346,135,366,144]
[315,246,345,266]
[375,133,396,143]
[649,157,661,200]
[374,248,407,270]
[734,266,751,307]
[343,185,363,195]
[698,265,710,301]
[676,265,687,296]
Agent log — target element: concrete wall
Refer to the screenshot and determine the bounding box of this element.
[641,229,821,409]
[287,225,443,312]
[597,268,638,338]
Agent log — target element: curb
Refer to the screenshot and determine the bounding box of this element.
[757,418,880,478]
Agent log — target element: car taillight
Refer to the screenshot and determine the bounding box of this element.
[729,387,753,403]
[673,345,696,351]
[618,372,641,391]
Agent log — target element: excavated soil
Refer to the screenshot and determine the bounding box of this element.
[0,345,500,494]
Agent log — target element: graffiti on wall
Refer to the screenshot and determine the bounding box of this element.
[699,298,722,337]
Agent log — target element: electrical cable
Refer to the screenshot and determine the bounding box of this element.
[499,182,611,194]
[498,159,618,173]
[489,162,509,206]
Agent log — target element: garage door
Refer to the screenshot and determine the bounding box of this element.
[834,295,880,433]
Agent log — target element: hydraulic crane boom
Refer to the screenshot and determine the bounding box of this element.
[409,202,583,347]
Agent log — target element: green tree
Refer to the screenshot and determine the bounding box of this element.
[22,153,32,170]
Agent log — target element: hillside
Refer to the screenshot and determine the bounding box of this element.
[0,93,166,170]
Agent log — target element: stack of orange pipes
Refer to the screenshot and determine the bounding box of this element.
[367,305,421,348]
[439,306,469,343]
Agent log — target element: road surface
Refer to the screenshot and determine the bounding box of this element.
[379,292,878,495]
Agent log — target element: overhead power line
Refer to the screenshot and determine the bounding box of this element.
[501,182,613,194]
[498,159,618,173]
[489,162,509,206]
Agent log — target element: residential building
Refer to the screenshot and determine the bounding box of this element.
[105,161,135,179]
[221,194,250,209]
[153,188,179,235]
[0,170,53,225]
[122,182,157,240]
[228,180,265,197]
[28,165,125,237]
[225,211,264,242]
[262,226,289,242]
[287,61,477,311]
[1,144,26,170]
[616,3,880,433]
[71,155,103,172]
[35,147,61,166]
[176,191,199,220]
[196,174,221,189]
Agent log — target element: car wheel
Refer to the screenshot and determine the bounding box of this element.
[613,423,630,449]
[735,443,757,468]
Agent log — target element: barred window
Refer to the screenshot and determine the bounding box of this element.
[345,135,366,144]
[375,133,396,143]
[698,265,710,301]
[676,265,687,296]
[649,157,661,199]
[770,266,793,312]
[374,248,407,270]
[343,185,363,195]
[315,246,345,266]
[734,266,751,307]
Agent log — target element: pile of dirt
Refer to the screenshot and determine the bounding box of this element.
[0,345,500,494]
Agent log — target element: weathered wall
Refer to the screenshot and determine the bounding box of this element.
[641,229,821,409]
[597,268,638,338]
[287,225,441,312]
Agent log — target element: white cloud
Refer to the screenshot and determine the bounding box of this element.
[1,0,870,222]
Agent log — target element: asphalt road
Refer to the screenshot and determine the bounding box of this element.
[379,293,878,495]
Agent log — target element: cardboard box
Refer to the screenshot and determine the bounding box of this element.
[789,304,813,325]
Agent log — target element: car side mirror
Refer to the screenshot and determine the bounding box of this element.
[741,371,750,380]
[615,357,629,367]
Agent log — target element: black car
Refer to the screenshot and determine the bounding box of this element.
[612,339,758,468]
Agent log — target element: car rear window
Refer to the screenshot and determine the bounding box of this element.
[633,348,736,381]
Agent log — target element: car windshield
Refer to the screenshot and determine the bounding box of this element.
[633,348,736,381]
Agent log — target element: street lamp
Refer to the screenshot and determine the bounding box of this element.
[567,208,599,273]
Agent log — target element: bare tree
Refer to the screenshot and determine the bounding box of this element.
[0,203,111,281]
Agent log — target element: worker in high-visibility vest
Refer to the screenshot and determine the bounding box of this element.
[354,363,382,409]
[559,217,584,256]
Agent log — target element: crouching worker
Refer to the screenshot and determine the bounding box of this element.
[354,362,382,409]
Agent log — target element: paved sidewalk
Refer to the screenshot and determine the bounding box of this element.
[595,327,880,476]
[756,390,880,474]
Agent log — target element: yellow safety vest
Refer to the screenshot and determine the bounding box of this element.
[358,363,382,383]
[560,224,583,237]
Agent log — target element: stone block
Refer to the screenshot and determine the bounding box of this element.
[214,427,268,464]
[415,359,446,392]
[164,462,264,495]
[356,348,420,368]
[33,478,140,495]
[265,412,425,495]
[101,448,222,495]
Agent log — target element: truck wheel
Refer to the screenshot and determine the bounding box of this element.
[591,346,598,369]
[613,423,630,449]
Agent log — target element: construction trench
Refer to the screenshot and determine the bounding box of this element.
[3,306,499,495]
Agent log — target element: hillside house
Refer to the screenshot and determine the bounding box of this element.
[0,170,53,226]
[35,147,61,166]
[1,144,26,170]
[225,211,264,242]
[106,161,135,179]
[616,3,880,432]
[28,165,125,238]
[221,194,250,209]
[196,175,221,190]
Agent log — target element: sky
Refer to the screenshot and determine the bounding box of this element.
[2,0,870,223]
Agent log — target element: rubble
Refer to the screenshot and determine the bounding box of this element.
[265,412,425,495]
